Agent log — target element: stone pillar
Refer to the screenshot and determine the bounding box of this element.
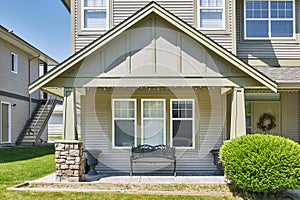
[55,140,85,182]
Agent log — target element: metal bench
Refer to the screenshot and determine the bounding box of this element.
[130,144,176,176]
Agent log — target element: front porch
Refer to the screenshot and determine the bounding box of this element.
[28,3,286,181]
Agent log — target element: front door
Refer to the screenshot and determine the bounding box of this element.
[252,102,281,135]
[1,102,11,143]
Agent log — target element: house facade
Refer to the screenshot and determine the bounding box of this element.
[0,25,58,145]
[31,0,300,174]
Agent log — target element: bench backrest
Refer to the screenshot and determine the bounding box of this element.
[131,144,176,160]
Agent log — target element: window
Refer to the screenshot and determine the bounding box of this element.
[198,0,225,30]
[142,99,166,145]
[112,99,136,148]
[11,53,18,73]
[245,0,294,39]
[171,99,194,148]
[82,0,108,30]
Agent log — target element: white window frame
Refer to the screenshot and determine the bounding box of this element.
[81,0,109,31]
[244,0,295,40]
[198,0,226,30]
[1,102,11,144]
[11,52,18,74]
[141,99,166,145]
[170,99,195,149]
[112,99,137,149]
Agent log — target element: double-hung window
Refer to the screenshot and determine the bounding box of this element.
[142,99,166,145]
[199,0,225,30]
[112,99,136,148]
[171,99,195,149]
[245,0,294,39]
[11,53,18,74]
[83,0,108,30]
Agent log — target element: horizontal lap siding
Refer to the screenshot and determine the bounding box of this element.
[205,34,233,52]
[284,92,299,143]
[236,0,300,60]
[74,0,234,53]
[113,0,194,27]
[83,88,224,173]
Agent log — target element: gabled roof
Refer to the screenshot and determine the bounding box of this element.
[0,25,58,66]
[29,2,277,94]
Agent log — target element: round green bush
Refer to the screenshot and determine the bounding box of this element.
[219,134,300,193]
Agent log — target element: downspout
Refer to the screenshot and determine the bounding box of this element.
[28,54,40,118]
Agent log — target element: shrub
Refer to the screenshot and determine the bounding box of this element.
[219,134,300,194]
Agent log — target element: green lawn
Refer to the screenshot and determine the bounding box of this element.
[0,146,235,200]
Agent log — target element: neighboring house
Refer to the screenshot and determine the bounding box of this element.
[48,103,81,139]
[0,25,58,146]
[30,0,300,174]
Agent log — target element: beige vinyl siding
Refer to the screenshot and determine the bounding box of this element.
[0,37,42,144]
[73,0,234,53]
[201,0,234,52]
[83,87,224,173]
[0,38,40,99]
[236,0,300,62]
[283,92,299,143]
[113,0,194,26]
[205,34,232,52]
[0,95,39,144]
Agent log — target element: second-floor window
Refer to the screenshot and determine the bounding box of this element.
[244,0,295,39]
[198,0,225,30]
[11,53,18,74]
[83,0,108,30]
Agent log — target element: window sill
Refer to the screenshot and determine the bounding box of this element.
[199,29,229,35]
[241,37,298,44]
[79,29,108,35]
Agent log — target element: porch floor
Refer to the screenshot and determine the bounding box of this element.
[33,173,226,184]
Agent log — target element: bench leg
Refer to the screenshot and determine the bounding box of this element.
[174,160,177,177]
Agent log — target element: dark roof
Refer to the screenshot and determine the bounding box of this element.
[254,67,300,83]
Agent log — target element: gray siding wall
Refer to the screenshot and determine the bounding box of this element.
[0,38,41,144]
[0,38,39,98]
[73,0,234,53]
[283,92,299,143]
[236,0,300,62]
[82,87,224,174]
[113,0,194,26]
[204,0,233,52]
[0,95,39,144]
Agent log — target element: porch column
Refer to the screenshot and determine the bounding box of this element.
[230,87,246,139]
[63,87,78,140]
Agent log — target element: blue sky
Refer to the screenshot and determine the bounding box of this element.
[0,0,70,62]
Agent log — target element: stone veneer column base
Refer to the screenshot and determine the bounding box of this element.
[55,140,85,182]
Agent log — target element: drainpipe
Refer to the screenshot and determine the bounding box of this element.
[28,54,40,118]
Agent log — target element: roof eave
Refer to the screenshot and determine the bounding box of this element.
[0,25,58,66]
[61,0,70,13]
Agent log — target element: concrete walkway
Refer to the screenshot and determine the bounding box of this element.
[33,173,226,184]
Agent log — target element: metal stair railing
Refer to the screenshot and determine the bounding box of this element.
[15,102,43,145]
[32,95,58,144]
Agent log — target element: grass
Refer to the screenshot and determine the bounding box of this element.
[48,135,62,141]
[0,146,236,200]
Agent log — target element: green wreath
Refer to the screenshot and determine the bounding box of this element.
[257,113,276,132]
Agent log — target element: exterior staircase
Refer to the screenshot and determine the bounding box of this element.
[16,96,58,145]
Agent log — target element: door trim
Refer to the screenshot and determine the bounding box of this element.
[1,102,11,143]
